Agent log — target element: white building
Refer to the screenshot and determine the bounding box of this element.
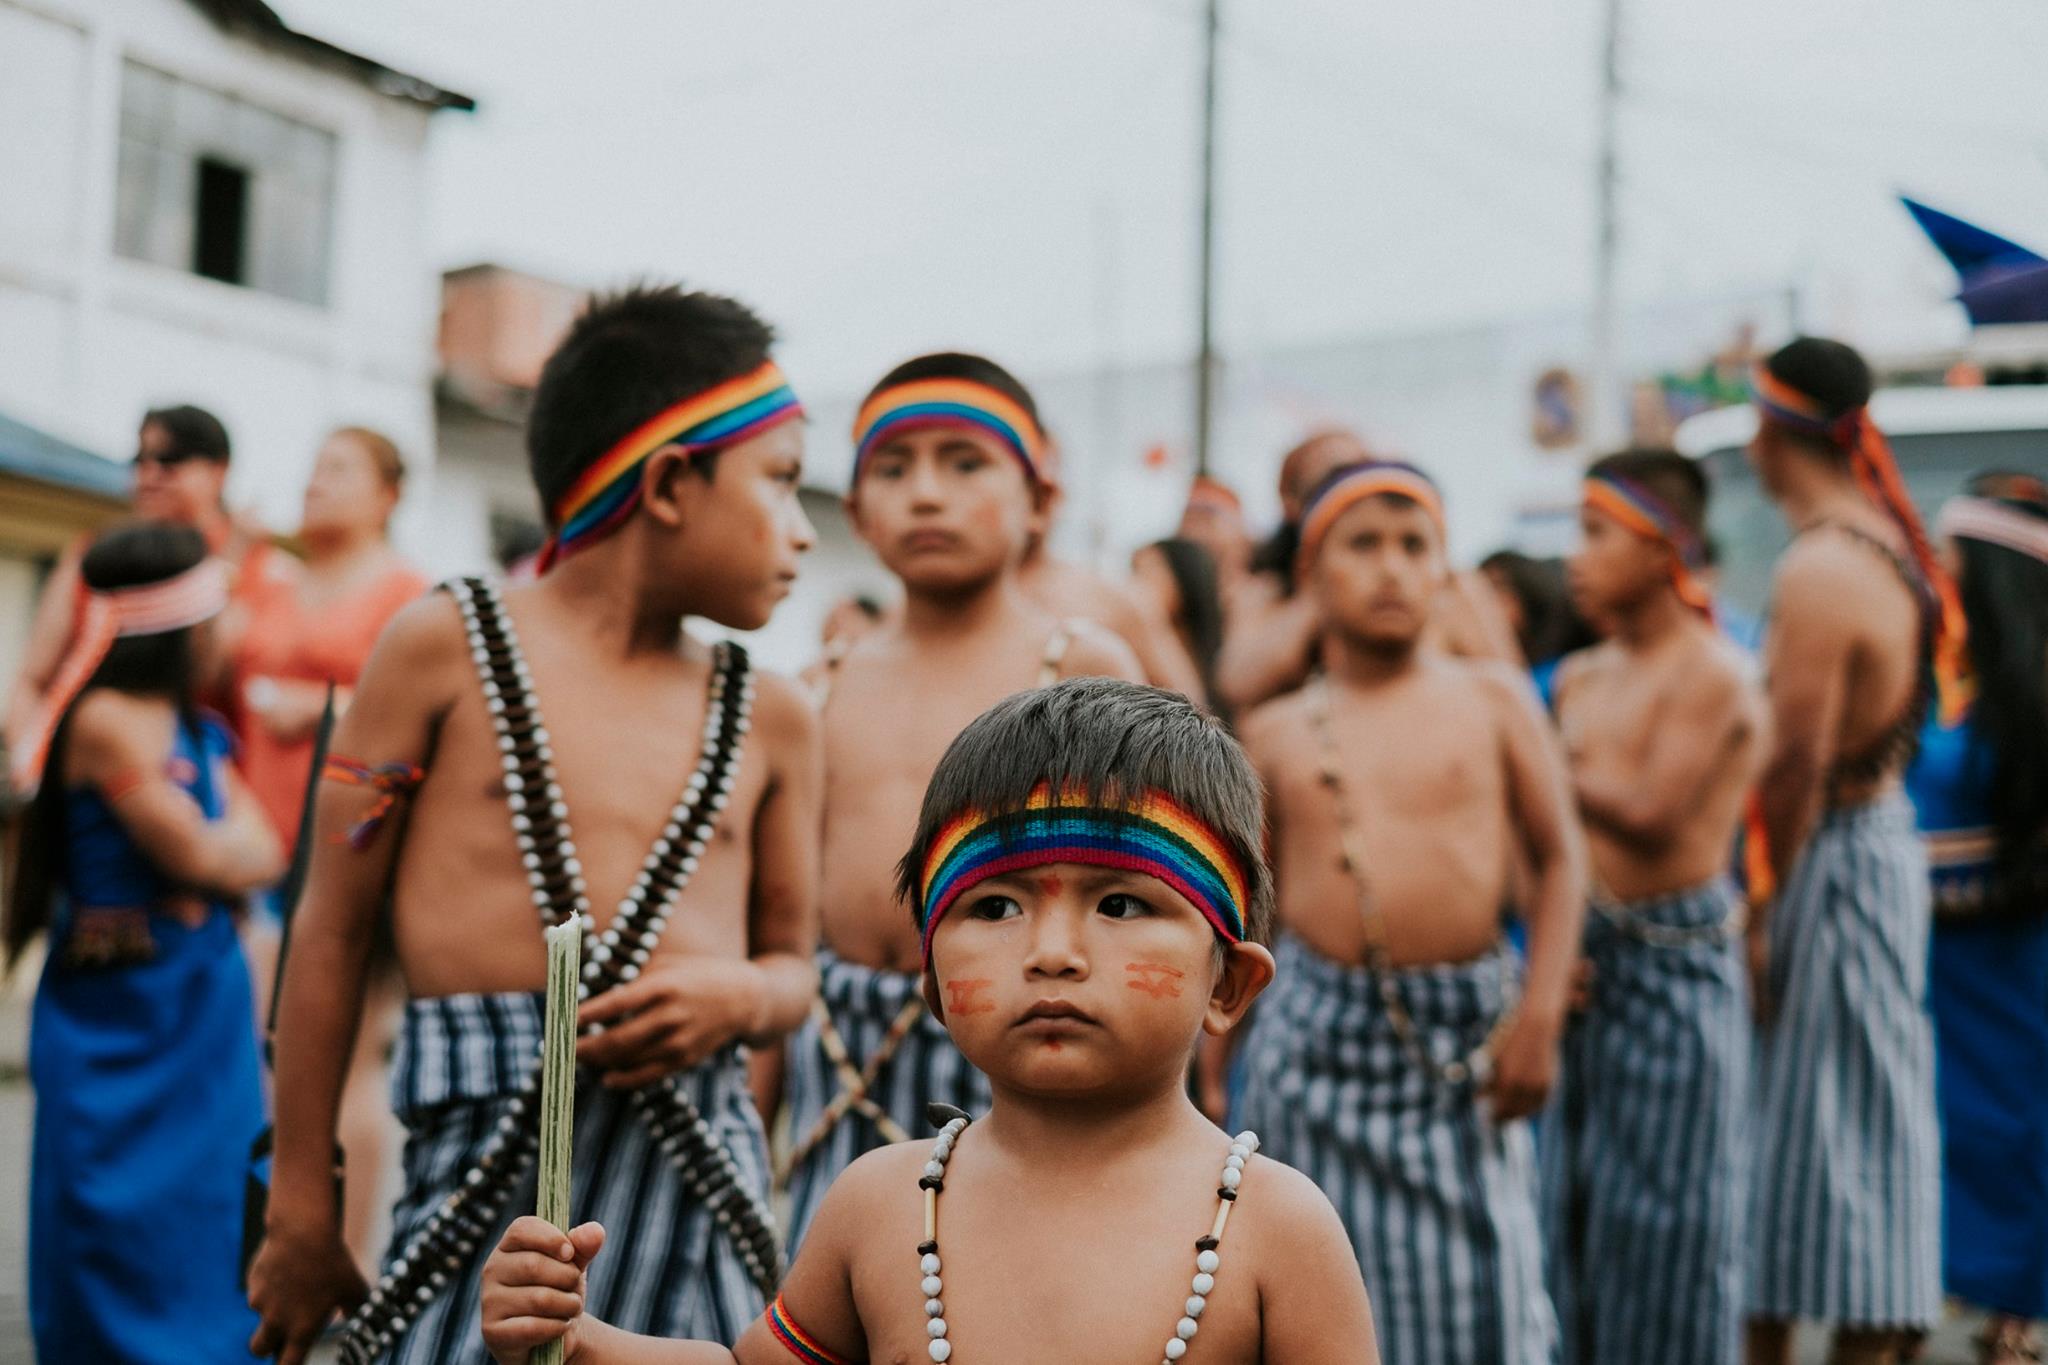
[0,0,471,561]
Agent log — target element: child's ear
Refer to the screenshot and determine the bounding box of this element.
[921,966,947,1025]
[1203,941,1276,1037]
[640,443,699,531]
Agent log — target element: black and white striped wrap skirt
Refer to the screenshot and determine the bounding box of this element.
[1543,876,1748,1365]
[366,991,769,1365]
[1234,933,1557,1365]
[1747,794,1942,1329]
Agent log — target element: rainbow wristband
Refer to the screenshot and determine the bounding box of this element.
[766,1294,855,1365]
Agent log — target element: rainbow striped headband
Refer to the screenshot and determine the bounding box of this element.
[851,377,1045,485]
[1582,475,1715,617]
[1297,460,1446,564]
[538,361,803,571]
[916,785,1250,967]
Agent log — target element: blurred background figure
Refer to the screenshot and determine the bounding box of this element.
[1215,429,1371,710]
[1017,439,1206,698]
[230,427,427,855]
[6,407,281,785]
[1482,549,1602,706]
[800,592,888,703]
[3,522,282,1363]
[1129,536,1226,713]
[1176,474,1254,592]
[1909,477,2048,1365]
[227,426,426,1273]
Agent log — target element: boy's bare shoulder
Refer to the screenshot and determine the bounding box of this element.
[804,1140,927,1244]
[1432,651,1540,717]
[1236,1152,1355,1267]
[362,589,469,677]
[1059,618,1146,683]
[749,669,819,743]
[1235,688,1312,761]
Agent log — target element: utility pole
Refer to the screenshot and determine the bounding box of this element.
[1590,0,1623,453]
[1193,0,1220,477]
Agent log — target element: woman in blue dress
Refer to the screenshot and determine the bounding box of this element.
[1908,482,2048,1365]
[5,522,284,1364]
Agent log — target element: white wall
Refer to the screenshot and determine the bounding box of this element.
[0,0,442,551]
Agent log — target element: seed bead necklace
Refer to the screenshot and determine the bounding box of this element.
[911,1103,1258,1364]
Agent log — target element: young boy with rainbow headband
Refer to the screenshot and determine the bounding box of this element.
[1231,459,1584,1365]
[1544,449,1770,1365]
[775,353,1140,1252]
[481,677,1380,1364]
[248,286,826,1365]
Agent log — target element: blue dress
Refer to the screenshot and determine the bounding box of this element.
[28,710,266,1363]
[1907,711,2048,1319]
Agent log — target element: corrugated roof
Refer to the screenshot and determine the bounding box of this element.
[0,412,130,500]
[188,0,476,112]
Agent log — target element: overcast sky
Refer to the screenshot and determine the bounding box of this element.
[293,0,2048,399]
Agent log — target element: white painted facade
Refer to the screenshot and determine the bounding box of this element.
[0,0,457,553]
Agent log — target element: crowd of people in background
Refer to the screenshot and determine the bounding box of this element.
[1,287,2044,1365]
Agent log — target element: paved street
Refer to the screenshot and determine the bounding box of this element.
[0,980,1987,1364]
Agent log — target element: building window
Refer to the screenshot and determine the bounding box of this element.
[193,157,250,284]
[114,60,336,306]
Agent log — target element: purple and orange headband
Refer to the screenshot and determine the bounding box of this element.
[1582,474,1715,618]
[915,784,1249,968]
[1752,364,1968,724]
[537,361,804,572]
[851,377,1046,486]
[1296,460,1446,564]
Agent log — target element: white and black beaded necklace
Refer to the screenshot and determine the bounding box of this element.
[340,577,782,1362]
[909,1104,1258,1364]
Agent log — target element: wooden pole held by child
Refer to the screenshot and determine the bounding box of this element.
[536,917,580,1365]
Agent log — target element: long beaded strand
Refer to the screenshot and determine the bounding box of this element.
[914,1105,1259,1364]
[338,579,778,1362]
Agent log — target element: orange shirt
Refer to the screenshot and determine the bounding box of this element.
[231,561,429,846]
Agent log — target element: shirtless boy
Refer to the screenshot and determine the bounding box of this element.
[1546,449,1769,1365]
[1744,339,1955,1365]
[481,677,1380,1365]
[1232,458,1585,1365]
[778,353,1141,1250]
[246,286,825,1365]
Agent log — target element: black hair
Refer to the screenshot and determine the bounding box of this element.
[862,352,1041,434]
[1249,520,1301,596]
[896,677,1274,948]
[1141,538,1225,705]
[1480,550,1598,666]
[850,594,885,621]
[1587,446,1710,539]
[526,284,777,518]
[1762,337,1873,458]
[5,523,210,967]
[1954,496,2048,915]
[143,404,231,463]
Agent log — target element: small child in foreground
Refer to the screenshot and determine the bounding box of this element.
[482,677,1379,1364]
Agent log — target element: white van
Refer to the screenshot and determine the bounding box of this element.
[1674,385,2048,615]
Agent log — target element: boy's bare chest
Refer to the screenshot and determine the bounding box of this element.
[1289,695,1502,825]
[852,1195,1261,1365]
[1560,655,1683,766]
